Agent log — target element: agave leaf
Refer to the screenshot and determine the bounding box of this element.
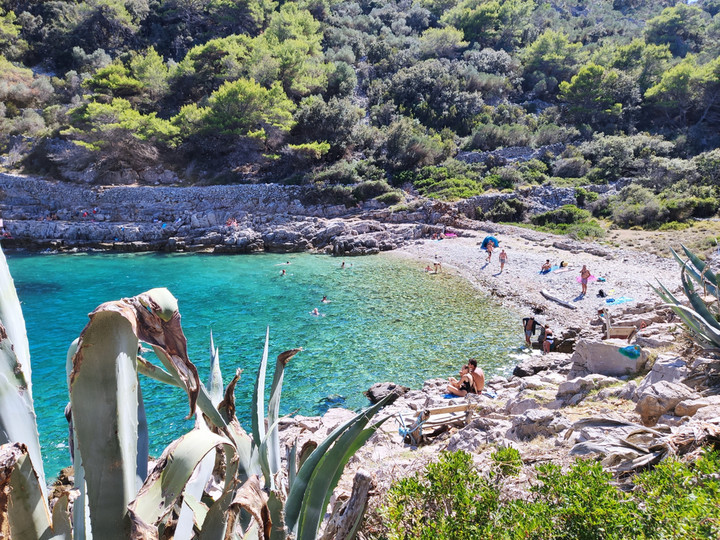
[252,328,270,453]
[681,268,720,331]
[136,355,181,387]
[175,417,216,540]
[0,325,47,498]
[268,491,286,540]
[297,414,390,540]
[153,345,228,430]
[129,429,238,529]
[226,475,271,540]
[70,309,141,539]
[670,247,719,297]
[219,369,256,480]
[667,304,720,347]
[267,348,302,479]
[199,487,234,540]
[51,492,72,539]
[285,394,391,533]
[288,443,297,492]
[0,244,32,396]
[66,339,92,540]
[0,442,52,540]
[681,244,720,293]
[208,330,223,407]
[137,382,149,487]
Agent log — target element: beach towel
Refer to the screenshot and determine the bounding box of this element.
[539,266,560,274]
[576,274,597,283]
[604,296,634,306]
[445,233,457,238]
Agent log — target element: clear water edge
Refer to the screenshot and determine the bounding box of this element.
[6,250,523,479]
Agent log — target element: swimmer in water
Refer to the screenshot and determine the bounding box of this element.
[310,308,320,316]
[281,269,286,276]
[321,295,330,303]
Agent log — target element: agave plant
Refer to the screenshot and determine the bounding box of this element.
[651,245,720,350]
[0,244,389,539]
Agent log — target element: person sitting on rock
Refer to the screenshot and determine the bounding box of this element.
[446,364,475,397]
[468,358,485,393]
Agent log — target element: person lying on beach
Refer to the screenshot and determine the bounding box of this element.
[540,260,552,273]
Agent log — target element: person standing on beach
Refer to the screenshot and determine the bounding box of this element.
[486,242,494,263]
[498,249,507,273]
[580,265,591,296]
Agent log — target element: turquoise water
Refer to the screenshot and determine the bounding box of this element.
[6,251,521,478]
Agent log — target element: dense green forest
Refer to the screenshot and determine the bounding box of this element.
[2,0,720,228]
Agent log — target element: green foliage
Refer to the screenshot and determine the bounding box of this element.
[521,29,583,97]
[380,449,720,540]
[293,95,362,157]
[375,190,404,205]
[67,98,179,150]
[574,187,598,207]
[405,161,485,200]
[441,0,535,50]
[83,61,144,100]
[644,4,710,57]
[352,179,392,201]
[0,9,27,60]
[381,450,499,540]
[490,445,522,477]
[532,204,590,226]
[559,63,639,131]
[382,117,450,171]
[482,198,526,222]
[182,78,295,139]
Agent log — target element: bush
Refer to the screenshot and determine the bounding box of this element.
[377,449,720,539]
[554,157,590,178]
[482,198,526,222]
[469,123,531,151]
[531,204,590,226]
[310,160,359,184]
[406,163,484,200]
[375,190,404,205]
[352,179,392,201]
[575,187,598,207]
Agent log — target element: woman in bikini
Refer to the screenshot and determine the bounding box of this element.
[447,364,476,397]
[580,265,591,296]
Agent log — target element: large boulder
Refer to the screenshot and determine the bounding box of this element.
[635,381,699,426]
[675,395,720,417]
[365,382,409,404]
[634,354,689,398]
[508,409,571,441]
[568,339,648,378]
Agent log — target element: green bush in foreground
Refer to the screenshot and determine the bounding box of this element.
[378,449,720,540]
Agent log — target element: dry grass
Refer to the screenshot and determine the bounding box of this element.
[602,221,720,258]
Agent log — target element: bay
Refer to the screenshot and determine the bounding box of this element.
[6,251,521,478]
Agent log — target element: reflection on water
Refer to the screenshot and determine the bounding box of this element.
[6,251,521,477]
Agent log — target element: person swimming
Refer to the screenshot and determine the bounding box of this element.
[310,308,320,316]
[321,295,330,303]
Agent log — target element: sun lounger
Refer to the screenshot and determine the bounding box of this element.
[601,308,637,342]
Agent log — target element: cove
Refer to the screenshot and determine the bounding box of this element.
[6,251,521,477]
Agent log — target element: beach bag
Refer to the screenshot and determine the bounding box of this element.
[597,289,606,298]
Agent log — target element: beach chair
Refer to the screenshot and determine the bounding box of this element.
[601,308,637,342]
[397,402,475,445]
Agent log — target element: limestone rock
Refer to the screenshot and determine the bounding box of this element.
[557,374,617,397]
[365,382,410,404]
[635,381,699,426]
[508,409,571,441]
[635,354,689,398]
[675,396,720,417]
[568,339,648,378]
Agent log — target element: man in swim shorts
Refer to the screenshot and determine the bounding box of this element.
[486,242,494,262]
[499,249,508,273]
[523,317,536,347]
[468,358,485,393]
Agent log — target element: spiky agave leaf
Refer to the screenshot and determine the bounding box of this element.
[285,394,393,535]
[267,348,302,482]
[208,330,223,407]
[70,288,200,539]
[128,429,239,535]
[0,443,54,540]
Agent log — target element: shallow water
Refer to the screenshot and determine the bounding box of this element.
[6,251,522,477]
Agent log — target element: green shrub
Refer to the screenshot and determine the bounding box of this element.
[380,451,499,540]
[469,123,532,151]
[352,179,392,201]
[482,198,526,222]
[378,449,720,540]
[658,221,691,231]
[310,160,359,184]
[408,164,484,200]
[532,204,590,226]
[574,187,599,207]
[375,190,404,205]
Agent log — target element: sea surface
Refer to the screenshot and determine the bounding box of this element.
[5,251,521,478]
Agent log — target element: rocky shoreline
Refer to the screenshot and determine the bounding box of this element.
[276,300,720,536]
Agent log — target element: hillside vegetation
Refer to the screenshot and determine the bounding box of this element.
[2,0,720,229]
